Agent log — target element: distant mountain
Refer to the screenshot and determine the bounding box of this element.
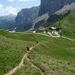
[39,0,75,16]
[15,6,39,24]
[11,6,40,31]
[1,0,75,32]
[47,2,75,23]
[25,13,49,31]
[55,2,75,14]
[0,14,16,30]
[25,0,75,31]
[0,6,39,31]
[0,14,16,24]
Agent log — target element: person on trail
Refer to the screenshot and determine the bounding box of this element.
[36,41,39,44]
[26,46,30,52]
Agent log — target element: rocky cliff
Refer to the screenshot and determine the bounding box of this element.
[39,0,75,16]
[25,0,75,31]
[15,6,39,24]
[2,0,75,31]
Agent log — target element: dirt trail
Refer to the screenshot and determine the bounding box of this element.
[5,52,28,75]
[26,57,44,75]
[47,32,75,41]
[26,44,44,75]
[5,44,44,75]
[47,32,60,38]
[42,63,60,75]
[62,36,75,41]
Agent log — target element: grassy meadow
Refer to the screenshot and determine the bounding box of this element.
[27,37,75,75]
[0,30,75,75]
[0,30,37,75]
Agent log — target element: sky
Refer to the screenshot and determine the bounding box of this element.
[0,0,40,16]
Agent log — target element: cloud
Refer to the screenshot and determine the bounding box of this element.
[0,4,3,8]
[7,0,36,2]
[8,0,14,2]
[5,6,18,15]
[0,6,20,16]
[18,0,37,2]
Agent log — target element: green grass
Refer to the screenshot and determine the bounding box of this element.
[0,30,36,41]
[46,9,75,39]
[12,59,41,75]
[0,30,38,75]
[0,30,50,41]
[0,30,75,75]
[0,35,36,75]
[0,30,51,75]
[27,38,75,75]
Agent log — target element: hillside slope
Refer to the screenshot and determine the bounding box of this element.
[0,30,75,75]
[46,8,75,39]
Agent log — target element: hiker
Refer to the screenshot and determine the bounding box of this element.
[26,46,30,52]
[36,41,39,44]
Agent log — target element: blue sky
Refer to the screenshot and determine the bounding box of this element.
[0,0,40,16]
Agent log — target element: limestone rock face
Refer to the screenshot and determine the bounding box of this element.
[39,0,75,16]
[15,6,39,24]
